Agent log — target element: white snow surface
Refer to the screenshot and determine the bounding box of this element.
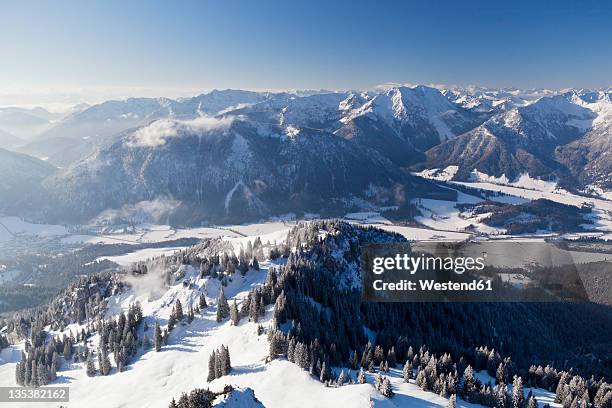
[0,216,68,243]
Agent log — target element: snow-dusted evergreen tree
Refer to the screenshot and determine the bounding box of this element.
[358,367,367,384]
[273,290,287,323]
[86,352,96,377]
[98,346,111,376]
[154,321,162,352]
[374,345,385,365]
[30,360,39,387]
[207,351,216,382]
[219,345,231,376]
[338,370,345,386]
[206,345,231,382]
[24,356,32,386]
[527,395,538,408]
[448,393,457,408]
[167,313,176,332]
[199,293,207,310]
[15,362,24,386]
[230,300,240,325]
[375,373,383,390]
[387,347,397,367]
[51,351,60,376]
[36,360,48,386]
[403,360,412,382]
[512,375,525,408]
[174,299,184,321]
[462,365,477,399]
[497,383,510,408]
[320,362,329,382]
[63,339,72,360]
[216,288,230,322]
[416,369,427,389]
[381,377,394,398]
[349,350,359,370]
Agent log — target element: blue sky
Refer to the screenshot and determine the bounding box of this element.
[1,0,611,107]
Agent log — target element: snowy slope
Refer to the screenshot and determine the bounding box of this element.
[0,247,473,408]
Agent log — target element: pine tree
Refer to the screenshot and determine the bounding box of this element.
[220,346,231,376]
[403,360,412,382]
[37,361,48,386]
[15,362,24,386]
[448,393,457,408]
[154,322,162,352]
[463,365,477,399]
[230,300,240,326]
[63,339,72,360]
[416,369,427,389]
[174,300,184,321]
[99,347,111,376]
[497,363,507,385]
[349,350,359,370]
[513,375,525,408]
[358,367,367,384]
[375,373,382,390]
[249,290,261,323]
[374,345,385,364]
[381,377,394,398]
[273,291,287,323]
[199,294,207,310]
[338,370,345,386]
[216,288,230,322]
[86,352,96,377]
[167,313,176,332]
[387,347,397,368]
[527,396,538,408]
[30,360,39,387]
[207,351,216,382]
[497,384,510,408]
[320,362,329,382]
[25,357,32,386]
[49,355,58,382]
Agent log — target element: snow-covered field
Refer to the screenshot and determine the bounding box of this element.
[453,180,612,237]
[0,216,68,243]
[413,169,612,240]
[96,246,189,266]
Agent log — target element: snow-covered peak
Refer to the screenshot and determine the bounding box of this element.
[567,90,612,127]
[340,85,463,137]
[278,92,348,128]
[213,387,265,407]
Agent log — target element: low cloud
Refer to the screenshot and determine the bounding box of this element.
[124,264,168,301]
[93,198,181,225]
[129,115,234,147]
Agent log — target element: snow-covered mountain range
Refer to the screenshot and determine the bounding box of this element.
[2,85,611,224]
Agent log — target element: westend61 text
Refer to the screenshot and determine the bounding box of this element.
[372,279,493,292]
